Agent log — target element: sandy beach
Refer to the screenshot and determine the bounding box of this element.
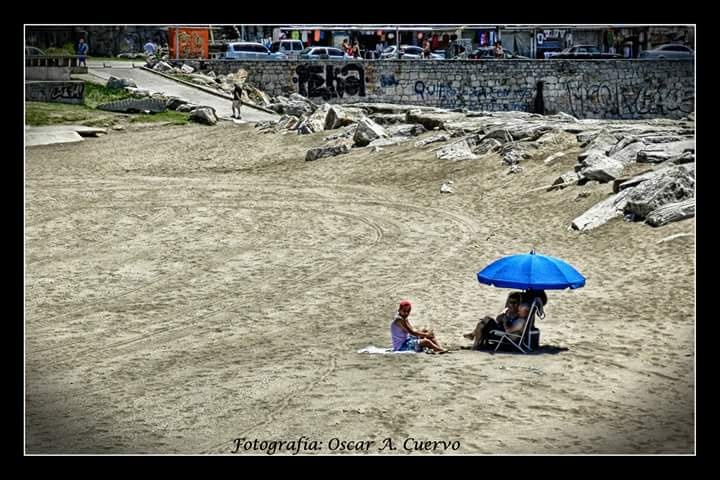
[25,120,695,454]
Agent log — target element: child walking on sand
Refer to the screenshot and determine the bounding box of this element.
[391,300,447,353]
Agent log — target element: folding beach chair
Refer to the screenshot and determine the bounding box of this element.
[488,297,544,353]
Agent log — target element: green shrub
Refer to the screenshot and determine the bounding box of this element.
[83,82,134,108]
[45,42,76,56]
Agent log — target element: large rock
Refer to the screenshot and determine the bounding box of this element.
[176,103,199,112]
[243,84,273,107]
[670,151,695,164]
[414,134,450,148]
[106,76,137,89]
[165,97,188,110]
[188,73,218,86]
[276,115,301,130]
[282,101,314,118]
[501,144,533,165]
[305,143,351,161]
[289,93,318,110]
[369,113,407,125]
[405,110,465,130]
[296,104,331,134]
[353,117,388,147]
[578,132,621,158]
[386,124,426,137]
[637,140,696,163]
[609,141,648,165]
[349,103,438,114]
[624,164,695,218]
[548,171,581,191]
[473,138,503,155]
[124,87,151,97]
[189,107,218,125]
[578,152,625,183]
[324,105,366,130]
[571,188,634,231]
[436,140,477,161]
[482,124,553,143]
[645,199,695,227]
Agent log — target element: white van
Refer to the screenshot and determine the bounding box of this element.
[270,40,305,58]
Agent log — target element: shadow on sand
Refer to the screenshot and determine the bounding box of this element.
[457,345,569,355]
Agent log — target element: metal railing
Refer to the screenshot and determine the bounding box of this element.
[26,55,84,68]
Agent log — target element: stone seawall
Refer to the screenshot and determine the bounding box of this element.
[204,59,694,120]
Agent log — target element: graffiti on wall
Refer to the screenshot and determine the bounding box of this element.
[293,63,366,100]
[413,80,532,111]
[564,81,694,117]
[26,82,84,104]
[50,82,84,101]
[379,74,400,87]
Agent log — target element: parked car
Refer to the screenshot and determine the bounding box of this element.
[548,45,621,59]
[270,39,305,58]
[224,42,288,60]
[380,45,443,59]
[638,44,694,59]
[25,46,46,56]
[298,47,352,60]
[467,47,529,59]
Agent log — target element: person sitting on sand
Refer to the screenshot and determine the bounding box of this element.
[521,289,547,309]
[464,291,528,349]
[391,300,447,353]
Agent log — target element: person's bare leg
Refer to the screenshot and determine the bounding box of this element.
[465,320,485,344]
[419,338,446,353]
[471,320,488,349]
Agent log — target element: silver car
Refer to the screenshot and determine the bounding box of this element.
[25,46,46,56]
[380,45,443,59]
[638,44,694,59]
[224,42,288,60]
[297,47,352,60]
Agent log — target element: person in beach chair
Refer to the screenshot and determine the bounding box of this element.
[391,300,447,353]
[487,294,545,353]
[465,290,545,352]
[464,292,525,349]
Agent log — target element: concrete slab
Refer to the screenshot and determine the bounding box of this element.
[25,125,107,147]
[25,129,84,147]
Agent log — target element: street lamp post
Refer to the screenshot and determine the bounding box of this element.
[396,26,400,57]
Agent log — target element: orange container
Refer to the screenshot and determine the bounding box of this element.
[168,27,209,59]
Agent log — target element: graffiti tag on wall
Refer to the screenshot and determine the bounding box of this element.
[379,74,400,87]
[413,80,532,111]
[49,83,84,101]
[26,82,85,104]
[564,81,694,118]
[293,63,366,100]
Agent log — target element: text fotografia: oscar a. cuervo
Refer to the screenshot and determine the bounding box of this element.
[231,436,461,454]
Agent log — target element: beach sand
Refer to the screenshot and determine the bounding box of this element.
[25,121,695,454]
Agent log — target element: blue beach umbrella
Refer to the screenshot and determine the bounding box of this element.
[477,250,585,290]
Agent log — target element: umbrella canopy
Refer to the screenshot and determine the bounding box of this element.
[477,250,585,290]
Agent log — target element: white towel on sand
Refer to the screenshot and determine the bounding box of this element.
[357,345,416,354]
